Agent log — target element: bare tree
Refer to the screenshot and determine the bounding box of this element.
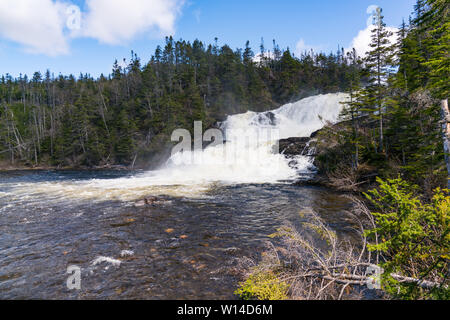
[237,203,446,300]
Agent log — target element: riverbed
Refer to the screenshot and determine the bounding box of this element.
[0,170,354,299]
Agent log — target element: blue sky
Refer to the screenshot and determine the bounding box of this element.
[0,0,417,78]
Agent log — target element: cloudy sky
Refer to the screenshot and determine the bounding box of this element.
[0,0,416,78]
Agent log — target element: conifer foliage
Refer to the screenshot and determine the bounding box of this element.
[327,0,449,191]
[0,38,361,168]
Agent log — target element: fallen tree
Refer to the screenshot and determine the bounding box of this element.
[235,181,449,300]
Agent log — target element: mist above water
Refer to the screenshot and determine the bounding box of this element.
[147,92,348,186]
[1,93,348,202]
[0,93,352,299]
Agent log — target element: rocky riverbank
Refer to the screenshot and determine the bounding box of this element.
[278,123,380,193]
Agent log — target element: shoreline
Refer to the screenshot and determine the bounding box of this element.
[0,164,142,172]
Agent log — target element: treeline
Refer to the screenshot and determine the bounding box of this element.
[316,0,449,193]
[0,38,361,168]
[234,1,449,300]
[311,1,449,299]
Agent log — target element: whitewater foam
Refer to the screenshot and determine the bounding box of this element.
[92,256,122,267]
[120,250,134,257]
[2,93,348,201]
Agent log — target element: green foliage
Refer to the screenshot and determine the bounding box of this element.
[0,38,361,168]
[365,177,449,299]
[235,269,289,301]
[317,2,448,192]
[418,0,449,99]
[310,3,449,298]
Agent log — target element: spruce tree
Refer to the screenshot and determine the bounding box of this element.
[340,48,364,169]
[361,7,395,154]
[419,0,449,100]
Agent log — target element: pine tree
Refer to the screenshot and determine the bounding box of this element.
[112,60,122,80]
[419,0,449,100]
[0,38,364,168]
[340,48,364,169]
[243,41,254,65]
[361,7,395,153]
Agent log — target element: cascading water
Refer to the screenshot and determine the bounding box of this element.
[0,93,348,201]
[160,92,349,184]
[0,93,355,300]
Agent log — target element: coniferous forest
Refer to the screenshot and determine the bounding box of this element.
[245,0,449,300]
[3,1,445,183]
[317,0,449,193]
[0,38,361,169]
[0,0,448,302]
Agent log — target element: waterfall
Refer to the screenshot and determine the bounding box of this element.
[4,93,348,201]
[154,92,349,185]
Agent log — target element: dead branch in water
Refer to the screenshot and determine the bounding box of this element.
[326,165,367,192]
[236,205,445,300]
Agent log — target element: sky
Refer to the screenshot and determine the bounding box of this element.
[0,0,417,79]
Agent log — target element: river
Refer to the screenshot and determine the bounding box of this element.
[0,93,356,299]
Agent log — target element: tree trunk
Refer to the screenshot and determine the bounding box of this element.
[441,99,450,189]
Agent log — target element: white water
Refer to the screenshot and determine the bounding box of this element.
[2,93,348,201]
[164,92,348,184]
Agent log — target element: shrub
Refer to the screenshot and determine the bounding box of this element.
[235,269,289,300]
[365,177,450,299]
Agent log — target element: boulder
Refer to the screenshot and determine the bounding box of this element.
[278,137,313,156]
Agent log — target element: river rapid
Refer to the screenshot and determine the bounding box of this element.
[0,93,356,299]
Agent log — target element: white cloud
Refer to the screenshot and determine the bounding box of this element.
[346,24,398,58]
[0,0,185,56]
[253,51,275,63]
[193,9,201,23]
[295,39,322,56]
[77,0,185,45]
[0,0,70,56]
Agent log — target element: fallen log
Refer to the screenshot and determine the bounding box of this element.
[291,264,447,291]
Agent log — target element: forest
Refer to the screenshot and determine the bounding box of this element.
[316,0,449,194]
[234,0,449,300]
[0,0,447,302]
[0,35,361,169]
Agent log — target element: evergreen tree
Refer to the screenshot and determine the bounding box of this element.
[419,0,449,100]
[361,7,395,153]
[0,38,364,168]
[340,48,364,169]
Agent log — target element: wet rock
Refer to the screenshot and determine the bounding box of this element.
[222,247,239,255]
[134,196,171,207]
[145,196,159,205]
[134,199,148,207]
[110,220,135,227]
[278,137,313,156]
[167,238,181,249]
[254,111,277,126]
[294,174,327,187]
[310,129,321,138]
